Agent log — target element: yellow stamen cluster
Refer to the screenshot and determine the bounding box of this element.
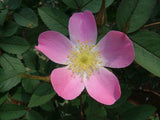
[66,40,103,78]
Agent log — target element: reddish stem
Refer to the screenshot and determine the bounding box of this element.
[80,94,84,120]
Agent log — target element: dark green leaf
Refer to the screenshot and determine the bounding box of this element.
[14,8,38,28]
[0,54,25,73]
[97,26,110,43]
[0,21,18,37]
[120,105,156,120]
[62,0,79,9]
[23,50,37,71]
[0,69,21,92]
[22,78,40,93]
[117,102,135,115]
[0,36,29,54]
[38,7,69,35]
[40,101,55,111]
[26,110,43,120]
[12,87,30,102]
[0,104,26,120]
[82,0,114,13]
[129,30,160,77]
[0,1,5,9]
[0,9,8,26]
[0,93,8,105]
[117,0,156,33]
[28,83,55,107]
[5,0,22,10]
[85,97,107,120]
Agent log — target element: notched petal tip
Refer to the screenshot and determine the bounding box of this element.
[69,10,97,44]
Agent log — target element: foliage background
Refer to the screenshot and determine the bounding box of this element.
[0,0,160,120]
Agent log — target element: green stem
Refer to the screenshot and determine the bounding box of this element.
[18,74,50,83]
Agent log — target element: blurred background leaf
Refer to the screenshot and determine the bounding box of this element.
[120,105,156,120]
[28,83,56,107]
[14,8,38,28]
[0,104,26,120]
[38,7,69,35]
[117,0,156,33]
[130,30,160,77]
[0,36,29,54]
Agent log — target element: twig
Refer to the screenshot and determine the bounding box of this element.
[18,74,50,83]
[142,89,160,97]
[143,22,160,28]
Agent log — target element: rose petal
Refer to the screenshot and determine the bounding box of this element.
[35,31,72,64]
[98,31,134,68]
[69,10,97,44]
[51,67,85,100]
[85,67,121,105]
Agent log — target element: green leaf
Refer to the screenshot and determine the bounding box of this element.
[22,78,40,93]
[0,36,29,54]
[0,21,18,37]
[28,83,56,107]
[4,0,22,10]
[97,26,110,43]
[0,9,8,26]
[0,69,21,92]
[62,0,79,9]
[82,0,114,13]
[40,101,55,111]
[0,104,26,120]
[85,97,107,120]
[0,1,5,9]
[38,7,69,35]
[117,0,156,33]
[129,30,160,77]
[14,8,38,28]
[120,105,156,120]
[0,93,8,105]
[26,110,43,120]
[0,54,25,73]
[12,87,30,102]
[117,102,135,115]
[63,0,114,13]
[23,50,37,71]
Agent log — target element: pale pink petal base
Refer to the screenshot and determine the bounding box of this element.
[69,10,97,44]
[35,31,72,64]
[98,31,135,68]
[85,67,121,105]
[51,67,85,100]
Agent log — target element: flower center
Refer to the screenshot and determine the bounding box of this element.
[80,55,88,64]
[66,40,103,78]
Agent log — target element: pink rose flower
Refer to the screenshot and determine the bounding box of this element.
[35,10,134,105]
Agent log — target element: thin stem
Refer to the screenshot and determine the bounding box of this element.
[143,22,160,28]
[18,74,50,83]
[142,89,160,97]
[80,94,84,120]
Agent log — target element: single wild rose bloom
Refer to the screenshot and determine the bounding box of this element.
[35,10,134,105]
